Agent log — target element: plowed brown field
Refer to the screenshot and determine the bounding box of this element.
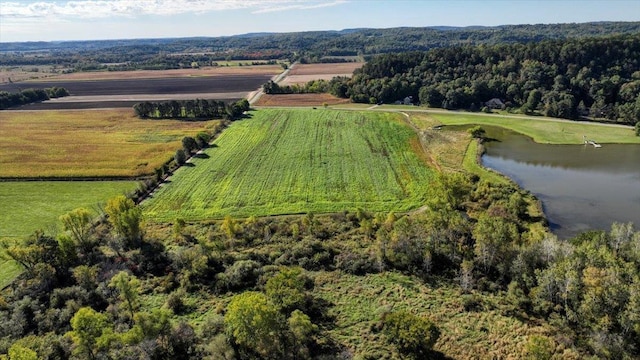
[1,66,283,110]
[254,93,352,107]
[280,62,363,85]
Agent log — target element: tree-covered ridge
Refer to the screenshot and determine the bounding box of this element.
[1,22,639,69]
[342,34,640,124]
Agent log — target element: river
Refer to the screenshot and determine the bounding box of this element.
[480,127,640,239]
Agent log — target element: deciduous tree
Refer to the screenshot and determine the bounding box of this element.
[105,195,142,246]
[224,292,284,358]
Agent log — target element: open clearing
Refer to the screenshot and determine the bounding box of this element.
[0,180,137,238]
[143,108,434,221]
[0,109,220,178]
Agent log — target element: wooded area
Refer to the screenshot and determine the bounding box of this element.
[338,34,640,124]
[0,87,69,109]
[1,22,639,70]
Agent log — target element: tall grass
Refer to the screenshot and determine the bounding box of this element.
[143,109,435,221]
[315,272,549,359]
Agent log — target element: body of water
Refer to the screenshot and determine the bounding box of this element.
[481,127,640,239]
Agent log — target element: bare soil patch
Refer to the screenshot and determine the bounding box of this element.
[288,63,363,76]
[254,93,352,107]
[1,71,275,109]
[18,92,248,110]
[280,62,363,85]
[0,74,274,96]
[0,65,281,84]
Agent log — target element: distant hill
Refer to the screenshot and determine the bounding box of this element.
[1,21,639,67]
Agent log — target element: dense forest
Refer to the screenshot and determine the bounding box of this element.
[1,172,639,359]
[338,34,640,124]
[1,22,639,70]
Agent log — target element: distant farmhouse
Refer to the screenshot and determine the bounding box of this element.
[485,98,505,109]
[394,96,414,105]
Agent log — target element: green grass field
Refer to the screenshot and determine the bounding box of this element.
[143,109,434,221]
[425,111,640,144]
[0,109,219,178]
[0,181,138,238]
[0,258,23,289]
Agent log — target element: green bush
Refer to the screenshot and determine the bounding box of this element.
[382,310,440,358]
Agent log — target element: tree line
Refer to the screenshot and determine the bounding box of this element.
[0,87,69,110]
[261,78,348,96]
[2,22,639,69]
[338,34,640,124]
[133,99,249,120]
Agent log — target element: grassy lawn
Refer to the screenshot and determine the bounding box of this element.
[143,109,434,221]
[424,111,640,144]
[0,181,138,238]
[0,258,23,289]
[0,109,220,178]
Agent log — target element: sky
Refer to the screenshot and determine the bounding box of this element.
[1,0,639,42]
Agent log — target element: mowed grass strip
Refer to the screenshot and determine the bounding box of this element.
[425,111,640,144]
[0,181,137,238]
[143,109,434,221]
[0,109,219,178]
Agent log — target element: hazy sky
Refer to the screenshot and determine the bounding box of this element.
[1,0,639,42]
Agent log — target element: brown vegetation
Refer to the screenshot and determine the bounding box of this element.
[280,62,363,85]
[0,109,219,178]
[15,65,282,82]
[254,93,352,107]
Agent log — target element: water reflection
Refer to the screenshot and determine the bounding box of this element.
[480,127,640,239]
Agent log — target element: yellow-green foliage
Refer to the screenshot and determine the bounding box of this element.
[0,109,219,178]
[143,109,434,221]
[315,272,555,359]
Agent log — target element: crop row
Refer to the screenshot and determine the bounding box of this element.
[143,108,434,221]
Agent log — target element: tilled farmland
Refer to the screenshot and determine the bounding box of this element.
[1,73,274,109]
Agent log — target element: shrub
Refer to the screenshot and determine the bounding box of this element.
[635,121,640,136]
[220,260,262,291]
[381,310,440,358]
[468,126,486,139]
[174,149,187,166]
[165,290,185,314]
